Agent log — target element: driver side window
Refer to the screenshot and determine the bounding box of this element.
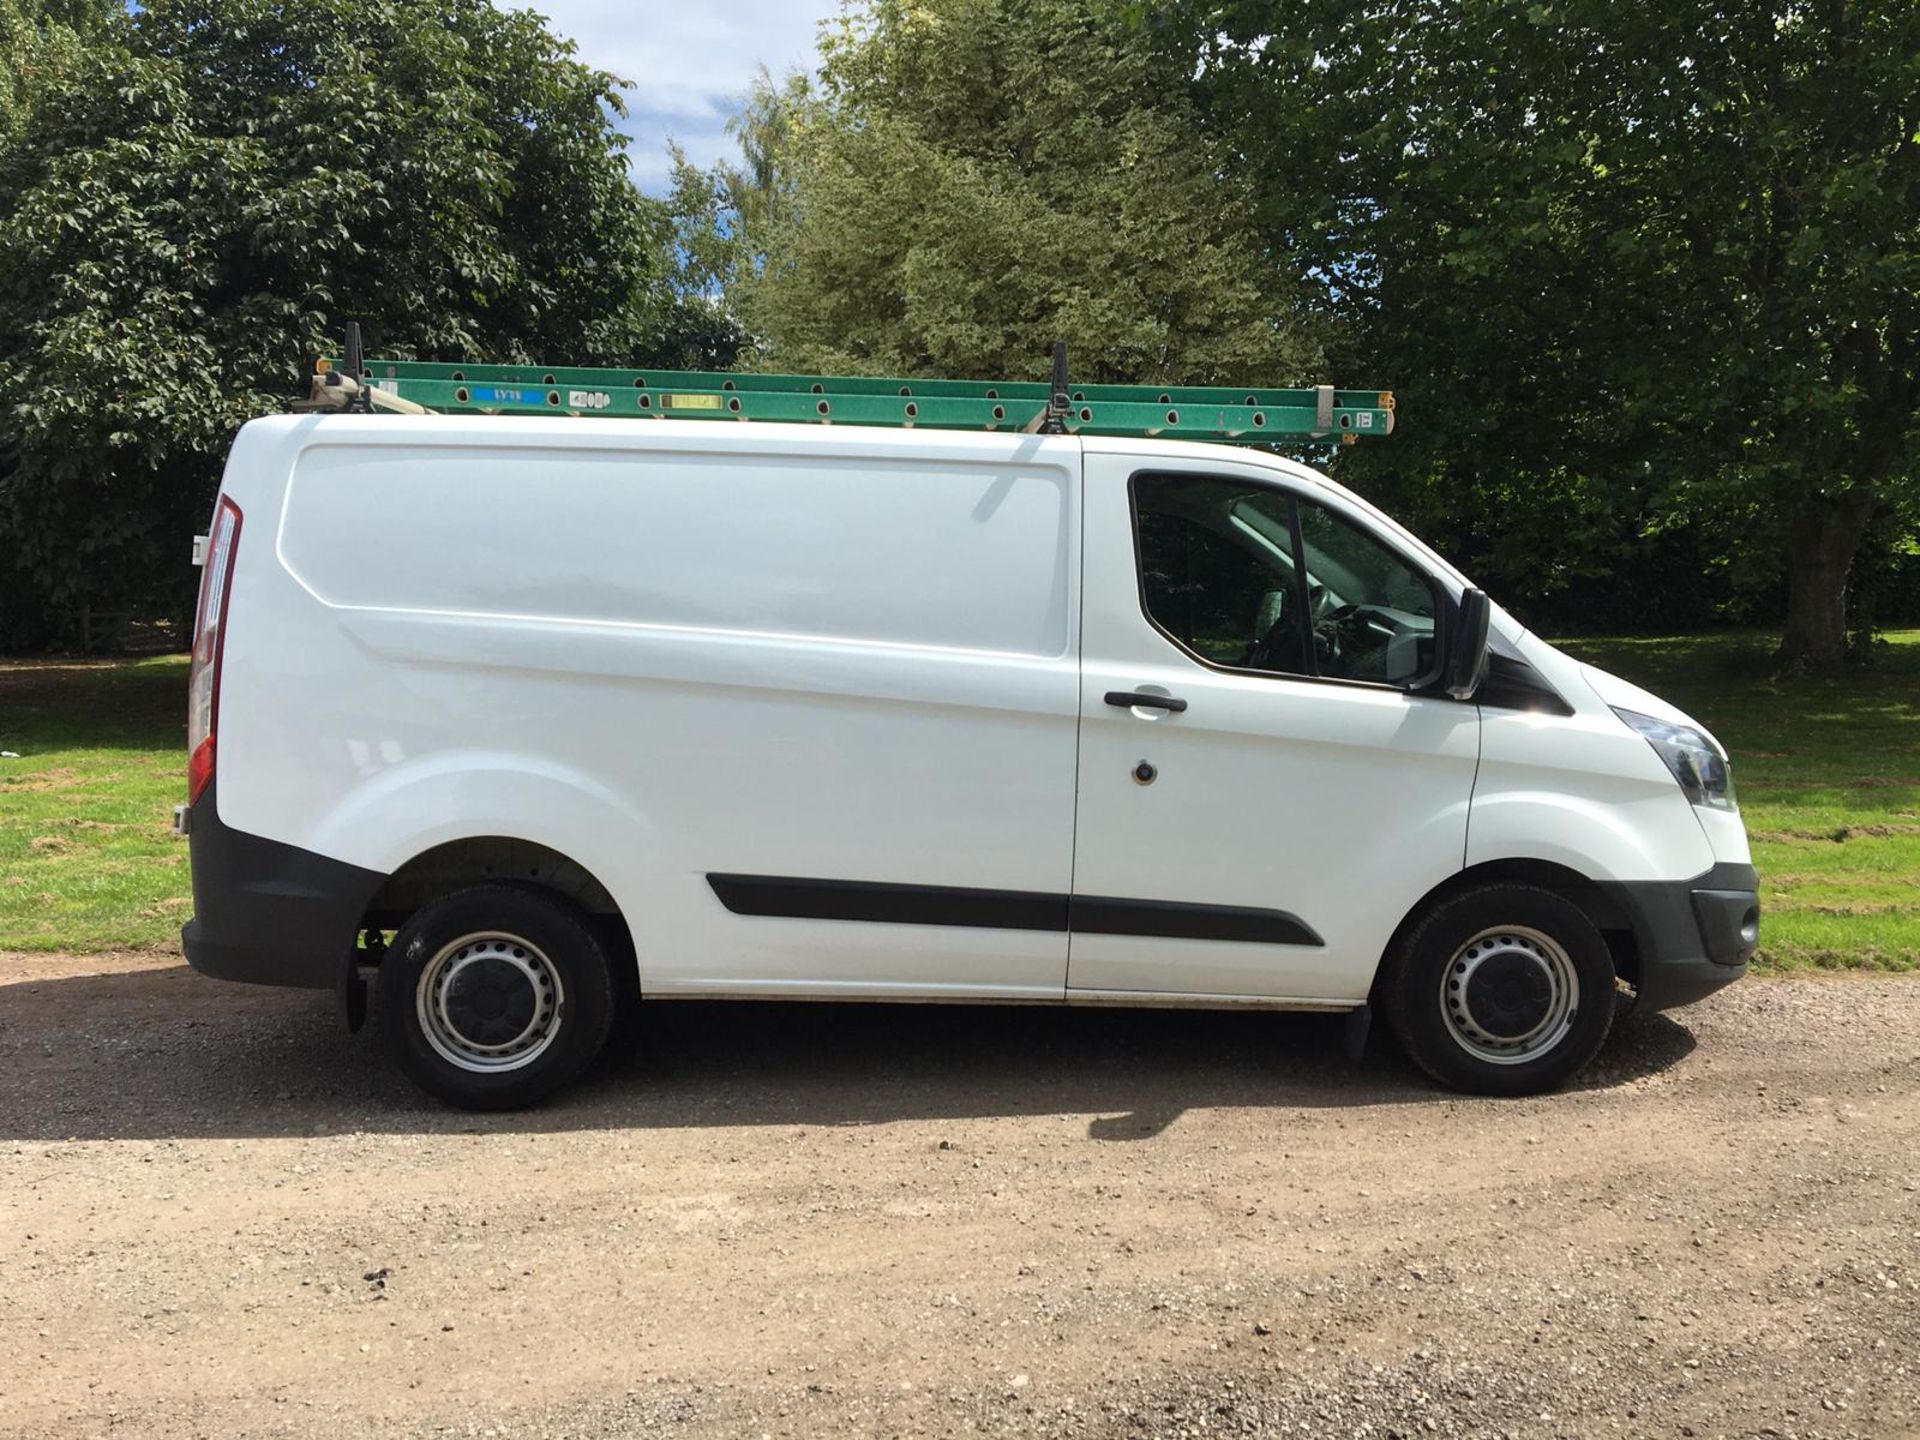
[1134,473,1438,687]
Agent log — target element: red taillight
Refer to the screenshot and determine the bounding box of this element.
[188,735,216,802]
[187,497,242,805]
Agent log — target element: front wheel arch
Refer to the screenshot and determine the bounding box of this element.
[1372,858,1639,1003]
[1375,880,1618,1095]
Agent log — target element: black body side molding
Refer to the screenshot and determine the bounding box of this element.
[1071,895,1320,946]
[707,874,1067,931]
[707,874,1323,947]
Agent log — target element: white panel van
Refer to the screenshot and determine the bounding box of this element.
[180,415,1757,1107]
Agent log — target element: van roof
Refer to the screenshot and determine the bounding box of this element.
[239,412,1465,592]
[253,412,1340,490]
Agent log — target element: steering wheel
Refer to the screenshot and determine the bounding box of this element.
[1312,603,1367,668]
[1247,590,1305,672]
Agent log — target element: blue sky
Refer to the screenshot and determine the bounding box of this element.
[517,2,844,192]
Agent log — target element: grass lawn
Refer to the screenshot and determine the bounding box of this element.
[1,634,1916,969]
[0,655,191,951]
[1561,630,1920,972]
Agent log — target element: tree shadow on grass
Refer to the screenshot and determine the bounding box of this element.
[0,960,1696,1144]
[0,656,188,754]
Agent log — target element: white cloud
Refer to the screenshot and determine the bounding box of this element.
[507,1,844,190]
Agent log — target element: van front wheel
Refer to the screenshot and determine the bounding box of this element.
[1379,884,1615,1096]
[378,885,616,1109]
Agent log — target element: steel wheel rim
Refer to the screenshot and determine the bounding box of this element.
[416,931,566,1074]
[1438,925,1579,1066]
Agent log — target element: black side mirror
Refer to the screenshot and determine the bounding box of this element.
[1446,588,1491,700]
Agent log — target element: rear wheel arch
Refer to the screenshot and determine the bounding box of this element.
[364,836,619,923]
[357,836,637,989]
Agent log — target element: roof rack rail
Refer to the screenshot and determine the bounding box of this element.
[298,335,1395,445]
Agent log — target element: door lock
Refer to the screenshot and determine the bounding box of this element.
[1132,760,1157,785]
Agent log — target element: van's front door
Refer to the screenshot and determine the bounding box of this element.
[1068,449,1481,1003]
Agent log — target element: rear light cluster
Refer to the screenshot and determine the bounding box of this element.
[187,497,242,805]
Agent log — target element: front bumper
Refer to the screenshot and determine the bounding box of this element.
[1599,862,1760,1012]
[180,779,387,991]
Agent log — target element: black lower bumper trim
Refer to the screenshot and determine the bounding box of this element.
[181,778,388,991]
[1599,861,1759,1013]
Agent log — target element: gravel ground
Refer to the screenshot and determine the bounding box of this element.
[1,952,1916,1439]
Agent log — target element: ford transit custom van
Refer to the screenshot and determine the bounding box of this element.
[180,392,1757,1108]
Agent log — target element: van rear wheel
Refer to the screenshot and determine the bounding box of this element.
[378,885,615,1110]
[1379,883,1615,1096]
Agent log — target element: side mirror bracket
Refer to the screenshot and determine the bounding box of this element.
[1446,588,1492,701]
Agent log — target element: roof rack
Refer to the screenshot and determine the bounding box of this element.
[298,328,1395,445]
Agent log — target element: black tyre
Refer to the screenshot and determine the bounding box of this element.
[378,884,616,1110]
[1377,883,1615,1096]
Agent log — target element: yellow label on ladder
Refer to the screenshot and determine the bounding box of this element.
[663,393,723,410]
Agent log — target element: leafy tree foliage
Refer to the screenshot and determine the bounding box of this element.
[655,140,763,373]
[654,66,816,373]
[9,0,1913,661]
[0,0,116,138]
[691,0,1322,386]
[661,66,811,367]
[1193,0,1920,665]
[0,0,684,646]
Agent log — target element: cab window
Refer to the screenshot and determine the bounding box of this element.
[1133,473,1439,687]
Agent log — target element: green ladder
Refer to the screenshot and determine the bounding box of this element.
[305,332,1395,445]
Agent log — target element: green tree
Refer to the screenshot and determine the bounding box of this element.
[0,0,118,139]
[0,0,683,647]
[660,67,811,368]
[1195,0,1920,667]
[723,0,1322,385]
[725,64,812,241]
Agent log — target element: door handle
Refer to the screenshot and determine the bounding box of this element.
[1104,690,1188,713]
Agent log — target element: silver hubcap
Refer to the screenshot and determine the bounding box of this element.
[1439,925,1579,1065]
[417,932,565,1073]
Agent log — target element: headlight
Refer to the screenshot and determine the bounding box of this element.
[1613,708,1737,811]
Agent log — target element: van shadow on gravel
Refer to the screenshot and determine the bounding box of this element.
[0,962,1694,1143]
